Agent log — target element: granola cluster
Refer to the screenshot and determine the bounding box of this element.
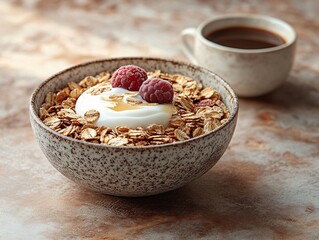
[40,70,230,146]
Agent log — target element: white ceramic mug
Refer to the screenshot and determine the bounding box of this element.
[181,14,297,97]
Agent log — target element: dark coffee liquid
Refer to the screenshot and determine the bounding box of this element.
[205,26,285,49]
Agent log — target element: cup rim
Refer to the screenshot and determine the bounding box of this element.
[30,57,239,150]
[197,13,297,54]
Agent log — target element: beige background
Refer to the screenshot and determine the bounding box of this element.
[1,0,319,239]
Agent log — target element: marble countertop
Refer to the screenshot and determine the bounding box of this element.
[1,0,319,239]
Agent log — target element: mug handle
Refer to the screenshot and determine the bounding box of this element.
[180,28,197,64]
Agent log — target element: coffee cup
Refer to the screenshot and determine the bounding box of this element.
[181,14,297,97]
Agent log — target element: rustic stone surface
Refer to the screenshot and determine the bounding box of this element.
[0,0,319,239]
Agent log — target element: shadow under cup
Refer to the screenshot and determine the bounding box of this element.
[194,15,297,97]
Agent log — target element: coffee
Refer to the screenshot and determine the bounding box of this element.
[205,26,285,49]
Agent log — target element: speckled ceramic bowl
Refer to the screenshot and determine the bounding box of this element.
[30,58,238,197]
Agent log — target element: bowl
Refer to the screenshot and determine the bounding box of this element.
[30,57,238,197]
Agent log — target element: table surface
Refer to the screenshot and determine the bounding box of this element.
[1,0,319,239]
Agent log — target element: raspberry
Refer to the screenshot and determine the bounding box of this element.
[139,78,174,104]
[111,65,147,91]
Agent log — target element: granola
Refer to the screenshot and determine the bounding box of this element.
[40,70,230,146]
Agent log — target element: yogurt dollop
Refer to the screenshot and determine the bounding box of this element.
[75,86,174,129]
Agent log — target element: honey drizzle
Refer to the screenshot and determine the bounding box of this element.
[102,96,173,114]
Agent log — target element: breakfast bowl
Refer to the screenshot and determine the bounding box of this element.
[30,57,238,197]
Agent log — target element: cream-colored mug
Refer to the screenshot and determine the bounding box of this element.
[181,14,297,97]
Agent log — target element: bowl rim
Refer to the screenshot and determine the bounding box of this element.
[30,57,239,149]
